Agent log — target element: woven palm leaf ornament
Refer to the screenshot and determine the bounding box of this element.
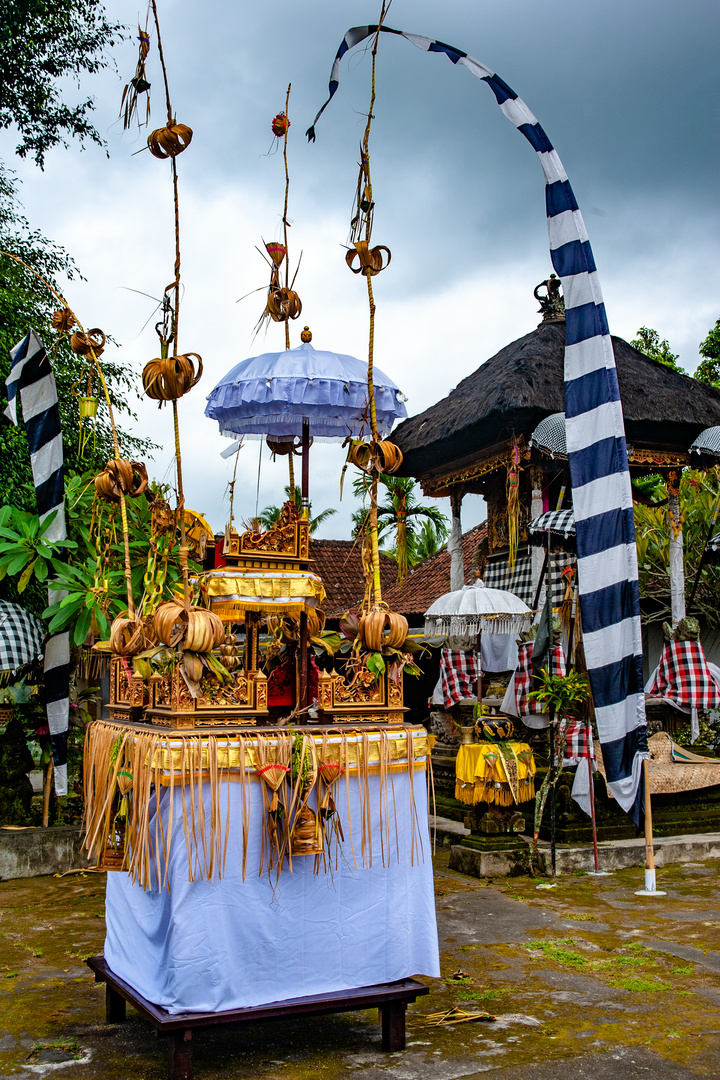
[262,87,304,492]
[120,23,151,130]
[256,761,291,871]
[289,731,323,858]
[264,88,302,341]
[308,24,649,822]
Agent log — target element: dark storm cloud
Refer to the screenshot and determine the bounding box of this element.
[145,0,717,298]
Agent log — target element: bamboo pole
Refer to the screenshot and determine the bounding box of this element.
[42,757,53,827]
[635,758,666,895]
[281,82,291,353]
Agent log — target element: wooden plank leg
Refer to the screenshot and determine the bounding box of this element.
[168,1028,193,1080]
[381,1001,406,1052]
[105,983,126,1023]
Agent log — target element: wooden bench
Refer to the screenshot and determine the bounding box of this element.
[87,955,429,1080]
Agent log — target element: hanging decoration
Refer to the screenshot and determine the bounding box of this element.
[120,24,152,130]
[257,85,303,347]
[307,22,648,824]
[83,721,430,887]
[142,351,203,403]
[126,0,210,654]
[506,443,521,571]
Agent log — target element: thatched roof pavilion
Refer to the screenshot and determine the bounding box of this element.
[391,311,720,607]
[393,320,720,494]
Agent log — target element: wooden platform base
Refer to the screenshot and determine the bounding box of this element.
[87,955,429,1079]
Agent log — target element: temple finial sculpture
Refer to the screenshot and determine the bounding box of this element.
[534,273,565,322]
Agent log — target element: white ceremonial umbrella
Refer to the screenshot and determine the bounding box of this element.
[425,581,532,705]
[424,581,532,643]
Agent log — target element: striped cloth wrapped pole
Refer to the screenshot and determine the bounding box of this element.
[5,330,69,796]
[308,27,648,822]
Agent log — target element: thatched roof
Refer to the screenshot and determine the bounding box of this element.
[382,523,487,621]
[393,320,720,480]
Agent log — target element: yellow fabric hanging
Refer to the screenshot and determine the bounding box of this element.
[454,741,535,806]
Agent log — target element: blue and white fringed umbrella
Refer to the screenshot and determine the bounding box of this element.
[205,339,407,441]
[4,330,69,796]
[308,26,648,826]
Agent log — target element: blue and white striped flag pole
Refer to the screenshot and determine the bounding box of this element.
[308,26,649,823]
[5,330,69,796]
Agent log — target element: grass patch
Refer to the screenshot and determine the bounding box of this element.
[525,939,590,969]
[4,971,18,979]
[28,1037,82,1062]
[457,989,504,1001]
[565,913,599,922]
[609,976,672,992]
[672,965,693,975]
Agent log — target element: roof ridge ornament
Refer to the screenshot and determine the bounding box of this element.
[534,273,565,323]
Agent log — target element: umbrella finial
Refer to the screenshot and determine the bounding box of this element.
[301,326,312,343]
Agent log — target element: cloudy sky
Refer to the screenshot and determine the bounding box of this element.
[5,0,719,539]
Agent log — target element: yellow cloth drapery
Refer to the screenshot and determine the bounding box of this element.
[454,741,536,806]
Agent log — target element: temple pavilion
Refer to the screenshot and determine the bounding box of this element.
[391,286,720,615]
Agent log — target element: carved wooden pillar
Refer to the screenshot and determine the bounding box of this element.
[530,465,545,609]
[667,468,686,625]
[449,489,465,591]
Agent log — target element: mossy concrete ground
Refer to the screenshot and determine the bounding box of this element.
[1,853,719,1078]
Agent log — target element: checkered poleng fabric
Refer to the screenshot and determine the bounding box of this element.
[647,640,720,710]
[483,554,576,608]
[529,508,575,540]
[482,556,533,605]
[0,601,44,671]
[440,648,478,707]
[514,640,566,716]
[561,718,595,767]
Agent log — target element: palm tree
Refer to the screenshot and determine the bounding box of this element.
[260,485,337,535]
[352,474,449,583]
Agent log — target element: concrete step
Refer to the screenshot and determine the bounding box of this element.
[448,829,720,878]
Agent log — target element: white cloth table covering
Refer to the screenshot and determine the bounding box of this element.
[104,771,439,1014]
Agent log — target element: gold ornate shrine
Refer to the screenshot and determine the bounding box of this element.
[108,501,407,729]
[317,666,407,726]
[222,500,310,570]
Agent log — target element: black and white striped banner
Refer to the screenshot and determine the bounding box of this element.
[5,330,69,796]
[309,27,648,823]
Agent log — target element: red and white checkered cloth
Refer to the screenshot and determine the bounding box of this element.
[647,639,720,710]
[561,718,595,766]
[514,641,566,716]
[440,648,478,707]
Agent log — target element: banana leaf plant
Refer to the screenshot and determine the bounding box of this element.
[0,506,76,593]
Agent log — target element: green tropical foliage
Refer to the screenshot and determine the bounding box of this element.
[694,318,720,388]
[0,167,156,529]
[528,669,590,717]
[0,472,197,641]
[0,506,75,594]
[0,0,123,167]
[352,473,449,581]
[630,326,681,370]
[259,485,337,535]
[634,468,720,627]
